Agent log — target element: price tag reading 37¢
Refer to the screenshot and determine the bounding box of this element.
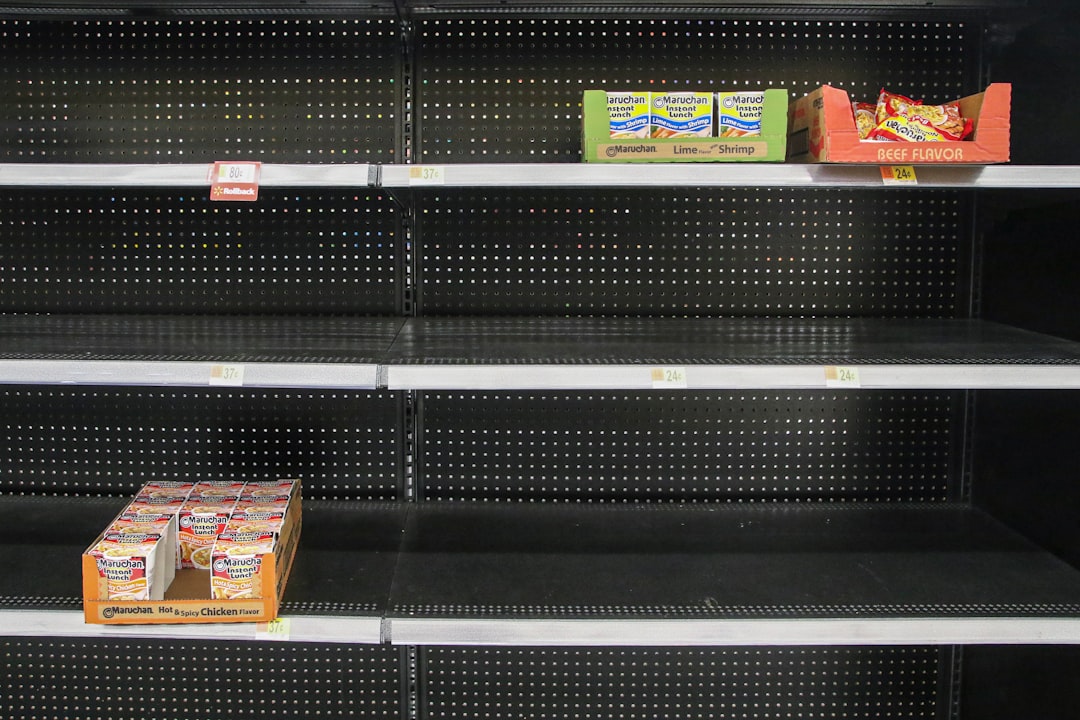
[209,364,245,387]
[408,166,446,186]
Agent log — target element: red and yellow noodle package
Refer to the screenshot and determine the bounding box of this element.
[853,88,973,142]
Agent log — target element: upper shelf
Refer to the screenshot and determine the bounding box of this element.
[5,163,1080,190]
[4,316,1080,389]
[0,0,1027,15]
[384,317,1080,390]
[0,315,403,389]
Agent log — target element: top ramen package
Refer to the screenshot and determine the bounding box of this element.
[854,88,973,142]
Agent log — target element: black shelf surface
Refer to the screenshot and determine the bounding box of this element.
[385,317,1080,364]
[387,502,1080,644]
[3,494,1080,645]
[0,495,403,619]
[390,502,1080,617]
[0,315,405,364]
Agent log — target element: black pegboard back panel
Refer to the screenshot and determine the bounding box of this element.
[1,17,399,162]
[417,189,967,317]
[422,646,947,720]
[0,188,399,314]
[416,17,979,162]
[1,637,402,720]
[0,386,402,500]
[418,390,961,503]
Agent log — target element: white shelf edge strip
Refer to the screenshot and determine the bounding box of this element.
[386,364,1080,390]
[0,360,379,389]
[0,164,374,187]
[388,617,1080,647]
[0,609,383,644]
[381,163,1080,189]
[4,163,1080,189]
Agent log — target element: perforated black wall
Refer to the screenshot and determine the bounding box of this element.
[418,390,961,503]
[0,189,400,314]
[1,17,400,163]
[421,646,946,720]
[0,387,402,500]
[415,189,968,317]
[1,637,403,720]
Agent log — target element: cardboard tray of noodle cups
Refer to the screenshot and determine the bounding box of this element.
[83,479,301,624]
[787,83,1011,164]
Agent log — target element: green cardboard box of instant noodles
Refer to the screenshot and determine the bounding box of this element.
[581,88,788,163]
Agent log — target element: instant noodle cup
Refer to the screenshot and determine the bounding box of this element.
[88,531,167,601]
[110,510,178,582]
[605,92,651,138]
[717,91,765,138]
[178,498,237,570]
[650,92,713,138]
[210,531,277,600]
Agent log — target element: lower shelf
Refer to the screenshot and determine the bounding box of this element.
[2,495,1080,646]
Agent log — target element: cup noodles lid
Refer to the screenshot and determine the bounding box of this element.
[243,479,296,496]
[130,496,187,513]
[225,516,285,535]
[98,530,163,547]
[235,495,291,511]
[215,529,277,551]
[194,481,246,497]
[139,480,195,494]
[111,513,173,531]
[181,497,238,512]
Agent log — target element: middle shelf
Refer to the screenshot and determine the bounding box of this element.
[2,316,1080,389]
[3,495,1080,647]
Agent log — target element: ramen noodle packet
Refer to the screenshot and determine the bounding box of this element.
[852,101,877,140]
[210,530,277,600]
[868,88,973,142]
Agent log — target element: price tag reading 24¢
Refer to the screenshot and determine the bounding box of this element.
[825,365,861,388]
[880,165,918,186]
[651,367,688,389]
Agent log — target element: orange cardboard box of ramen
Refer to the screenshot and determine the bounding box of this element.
[82,479,301,624]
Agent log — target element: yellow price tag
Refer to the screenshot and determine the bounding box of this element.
[256,617,291,641]
[651,367,688,389]
[825,365,861,388]
[209,364,245,387]
[408,166,445,186]
[880,165,918,185]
